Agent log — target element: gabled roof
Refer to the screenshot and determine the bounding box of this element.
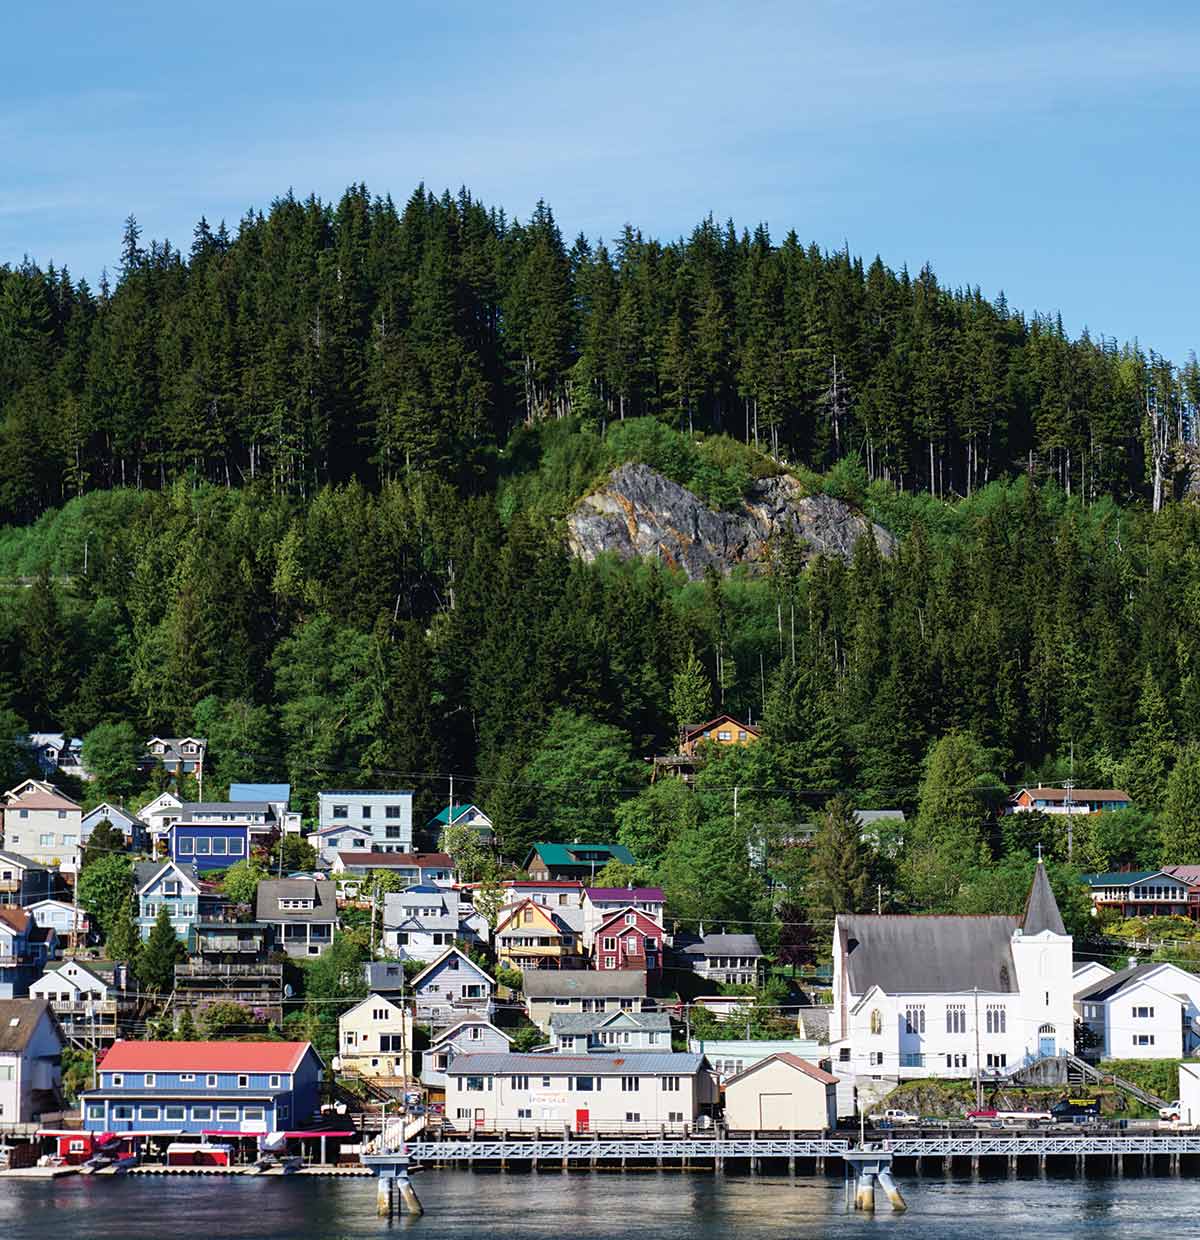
[0,850,46,871]
[5,786,81,811]
[180,802,269,817]
[429,803,492,827]
[677,932,764,956]
[495,898,576,937]
[681,714,760,741]
[595,906,662,934]
[522,970,645,999]
[99,1040,313,1072]
[410,947,495,989]
[341,993,407,1022]
[0,999,56,1053]
[0,907,31,934]
[1023,860,1066,936]
[550,1010,671,1035]
[135,860,201,895]
[1074,962,1190,1003]
[38,958,108,988]
[524,843,635,869]
[723,1052,838,1088]
[82,803,140,828]
[1014,787,1131,803]
[837,914,1021,994]
[430,1019,512,1049]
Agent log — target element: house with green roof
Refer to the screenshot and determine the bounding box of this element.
[1082,869,1195,919]
[427,803,494,846]
[524,842,634,881]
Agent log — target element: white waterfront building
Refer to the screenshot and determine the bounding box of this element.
[831,861,1074,1099]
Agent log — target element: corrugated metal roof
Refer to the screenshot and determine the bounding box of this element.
[1083,870,1163,886]
[446,1051,704,1075]
[723,1052,839,1088]
[550,1011,671,1034]
[522,970,646,998]
[838,914,1021,994]
[585,887,665,902]
[678,933,764,955]
[525,843,634,867]
[1074,963,1174,1002]
[98,1040,312,1072]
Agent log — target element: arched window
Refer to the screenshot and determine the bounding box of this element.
[1038,1023,1055,1035]
[870,1009,882,1035]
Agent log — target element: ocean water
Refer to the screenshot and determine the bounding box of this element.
[0,1168,1194,1238]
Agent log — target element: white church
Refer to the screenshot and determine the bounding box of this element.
[830,861,1074,1091]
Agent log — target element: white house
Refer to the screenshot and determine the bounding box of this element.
[722,1053,839,1132]
[317,790,413,852]
[444,1051,716,1133]
[138,792,184,848]
[382,885,463,963]
[686,1037,826,1084]
[1076,962,1200,1060]
[831,861,1074,1095]
[337,994,414,1080]
[2,781,84,874]
[1179,1062,1200,1124]
[29,960,118,1041]
[0,997,63,1124]
[409,947,496,1026]
[421,1019,512,1094]
[24,898,89,941]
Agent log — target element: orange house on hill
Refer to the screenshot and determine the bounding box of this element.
[679,715,761,757]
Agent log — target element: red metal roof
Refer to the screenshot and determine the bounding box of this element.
[338,852,452,867]
[99,1040,312,1072]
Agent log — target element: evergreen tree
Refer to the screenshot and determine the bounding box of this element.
[105,893,140,967]
[805,795,871,919]
[1159,743,1200,864]
[669,647,712,736]
[138,905,184,993]
[1125,668,1176,811]
[81,817,125,870]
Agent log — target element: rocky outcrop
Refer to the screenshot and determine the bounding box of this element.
[567,462,895,580]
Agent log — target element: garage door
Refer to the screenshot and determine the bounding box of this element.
[759,1093,791,1129]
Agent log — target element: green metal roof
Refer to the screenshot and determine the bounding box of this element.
[1082,870,1162,887]
[525,842,634,867]
[428,803,483,827]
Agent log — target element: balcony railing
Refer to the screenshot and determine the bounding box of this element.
[175,962,284,978]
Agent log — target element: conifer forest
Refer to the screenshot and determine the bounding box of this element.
[3,183,1200,932]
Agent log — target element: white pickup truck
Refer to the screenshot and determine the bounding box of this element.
[868,1108,919,1125]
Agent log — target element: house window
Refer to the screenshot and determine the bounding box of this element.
[868,1052,884,1067]
[206,1074,218,1087]
[624,913,636,926]
[144,1073,156,1087]
[575,1076,595,1092]
[238,1075,249,1088]
[717,731,732,741]
[180,1073,195,1083]
[192,1106,213,1120]
[946,1053,968,1069]
[333,805,348,819]
[87,1104,104,1120]
[602,937,616,951]
[946,1005,966,1034]
[39,833,54,846]
[1134,1034,1156,1046]
[194,838,210,855]
[456,1108,472,1120]
[662,1076,680,1092]
[604,957,616,969]
[212,838,228,855]
[19,809,28,818]
[386,805,401,819]
[517,1107,532,1119]
[625,1112,641,1123]
[216,1107,238,1121]
[621,1076,639,1092]
[111,1073,124,1087]
[229,837,244,855]
[164,1105,186,1121]
[244,1108,265,1121]
[511,1075,529,1089]
[986,1006,1007,1034]
[904,1006,925,1035]
[468,1027,482,1041]
[869,1009,882,1036]
[140,1105,160,1120]
[269,1075,281,1088]
[386,825,403,839]
[668,1111,684,1124]
[163,881,180,897]
[465,1076,487,1092]
[178,838,194,855]
[986,1053,1008,1068]
[1132,1006,1154,1018]
[112,1105,133,1120]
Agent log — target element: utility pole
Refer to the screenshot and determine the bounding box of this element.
[973,987,982,1110]
[1064,744,1076,861]
[877,885,883,916]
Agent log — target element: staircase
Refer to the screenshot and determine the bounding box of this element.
[1008,1053,1166,1109]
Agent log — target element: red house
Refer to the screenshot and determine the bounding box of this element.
[593,907,663,985]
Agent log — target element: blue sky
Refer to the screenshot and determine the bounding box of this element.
[4,0,1197,360]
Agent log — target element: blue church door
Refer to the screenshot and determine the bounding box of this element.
[1038,1026,1056,1058]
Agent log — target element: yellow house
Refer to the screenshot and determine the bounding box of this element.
[337,993,413,1081]
[679,714,760,757]
[494,898,585,972]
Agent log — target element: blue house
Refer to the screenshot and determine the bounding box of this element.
[0,850,52,908]
[82,1040,324,1137]
[169,820,251,872]
[0,907,55,997]
[81,803,147,852]
[136,860,205,946]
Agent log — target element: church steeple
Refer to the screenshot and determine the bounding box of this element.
[1022,858,1066,936]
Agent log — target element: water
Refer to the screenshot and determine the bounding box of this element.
[0,1170,1194,1239]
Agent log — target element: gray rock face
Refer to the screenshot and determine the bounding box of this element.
[567,462,895,580]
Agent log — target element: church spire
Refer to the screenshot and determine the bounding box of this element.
[1023,858,1066,936]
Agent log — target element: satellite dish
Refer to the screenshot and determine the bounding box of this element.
[331,1055,342,1071]
[283,984,294,998]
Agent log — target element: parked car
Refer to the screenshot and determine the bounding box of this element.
[868,1108,919,1125]
[1159,1100,1182,1121]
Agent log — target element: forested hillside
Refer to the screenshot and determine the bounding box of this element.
[4,183,1200,933]
[2,184,1197,522]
